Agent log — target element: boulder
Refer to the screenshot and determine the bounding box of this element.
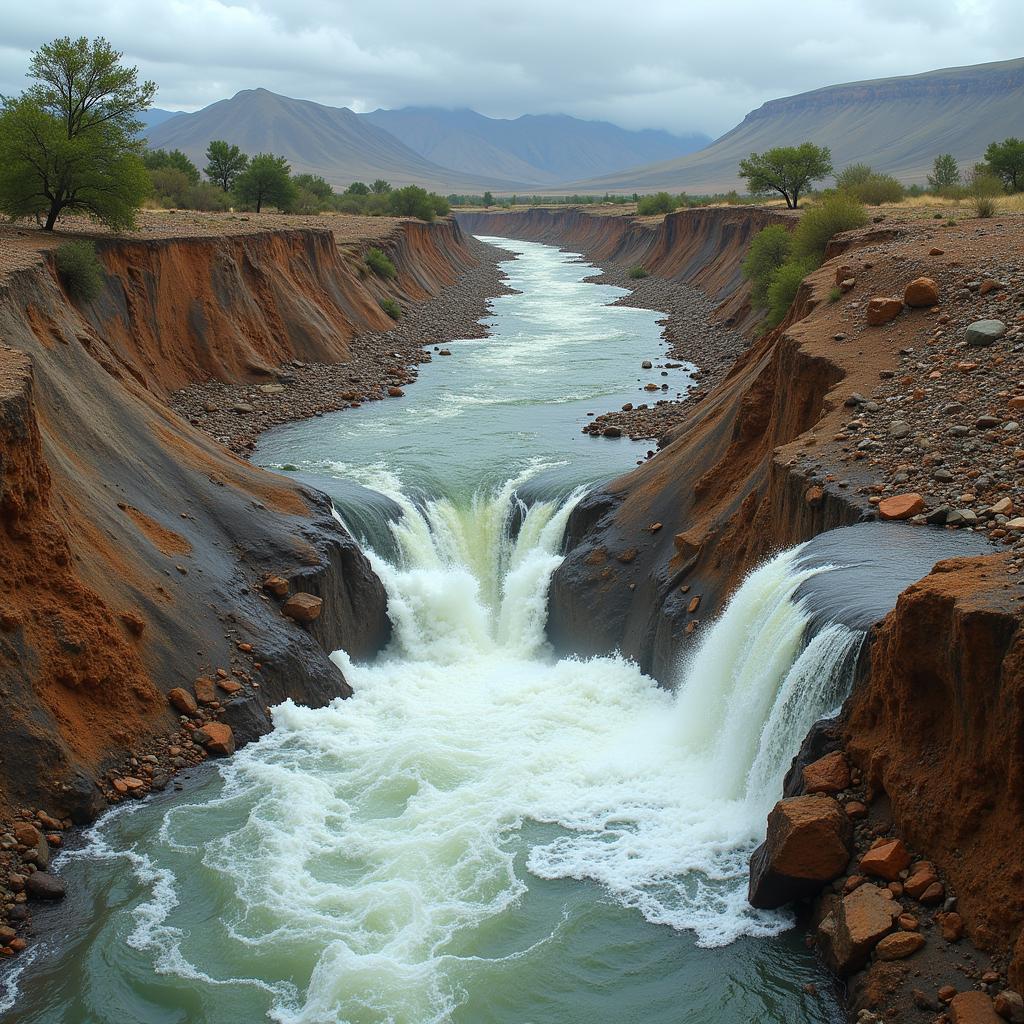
[194,722,235,757]
[867,297,903,325]
[168,687,198,716]
[748,795,852,908]
[387,386,405,397]
[878,493,925,521]
[193,676,218,705]
[950,992,1002,1024]
[904,277,940,307]
[993,990,1024,1023]
[262,574,289,598]
[818,883,901,974]
[13,822,49,870]
[802,751,851,794]
[281,592,323,623]
[25,871,66,901]
[860,838,911,881]
[875,931,925,960]
[965,320,1007,347]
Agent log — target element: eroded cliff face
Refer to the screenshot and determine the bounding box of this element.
[0,217,476,820]
[846,557,1024,965]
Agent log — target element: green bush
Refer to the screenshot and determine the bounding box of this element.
[379,298,401,319]
[837,167,904,205]
[388,185,447,221]
[54,240,104,301]
[792,192,868,262]
[636,191,677,216]
[742,224,793,308]
[628,265,649,279]
[973,195,997,218]
[366,247,396,279]
[765,257,817,328]
[828,285,842,303]
[180,182,231,211]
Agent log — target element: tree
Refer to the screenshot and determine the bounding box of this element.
[345,181,370,196]
[204,140,248,192]
[482,191,494,207]
[983,138,1024,192]
[388,185,445,221]
[636,191,677,215]
[143,148,199,184]
[370,179,391,194]
[292,173,333,202]
[0,36,155,230]
[232,153,296,213]
[927,154,960,192]
[738,143,833,209]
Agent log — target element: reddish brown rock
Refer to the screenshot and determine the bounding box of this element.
[802,751,851,795]
[993,990,1024,1022]
[875,930,926,960]
[950,991,1002,1024]
[818,883,902,975]
[168,687,198,716]
[217,678,243,695]
[877,493,925,520]
[904,863,939,899]
[749,795,852,909]
[281,592,323,623]
[262,575,289,598]
[193,677,217,705]
[939,911,965,942]
[194,722,235,757]
[904,277,940,307]
[867,297,904,325]
[845,800,868,819]
[387,386,404,397]
[860,839,911,882]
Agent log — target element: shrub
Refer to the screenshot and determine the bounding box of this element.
[765,257,817,328]
[365,247,396,279]
[636,191,677,215]
[844,173,904,205]
[379,298,401,319]
[973,195,997,218]
[792,192,868,262]
[180,182,231,212]
[828,285,842,303]
[628,265,649,279]
[54,240,104,301]
[742,224,793,308]
[388,185,447,221]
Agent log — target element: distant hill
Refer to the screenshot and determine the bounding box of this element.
[362,107,709,186]
[569,57,1024,194]
[138,108,186,133]
[145,89,523,192]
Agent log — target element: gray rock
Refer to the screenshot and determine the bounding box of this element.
[964,319,1007,347]
[926,506,951,525]
[26,871,66,900]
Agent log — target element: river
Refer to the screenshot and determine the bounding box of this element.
[5,238,845,1023]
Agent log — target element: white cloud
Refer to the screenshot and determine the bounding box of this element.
[0,0,1021,135]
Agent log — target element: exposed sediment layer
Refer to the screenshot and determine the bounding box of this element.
[0,215,480,821]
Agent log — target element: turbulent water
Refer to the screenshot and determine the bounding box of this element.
[5,239,851,1023]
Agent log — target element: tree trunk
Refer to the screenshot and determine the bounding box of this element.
[43,199,62,231]
[256,196,262,213]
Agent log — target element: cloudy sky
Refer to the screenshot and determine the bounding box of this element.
[2,0,1022,137]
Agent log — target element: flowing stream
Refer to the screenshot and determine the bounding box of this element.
[6,239,855,1023]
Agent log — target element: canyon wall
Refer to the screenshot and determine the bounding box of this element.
[0,217,476,820]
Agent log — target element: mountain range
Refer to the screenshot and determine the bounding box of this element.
[570,57,1024,193]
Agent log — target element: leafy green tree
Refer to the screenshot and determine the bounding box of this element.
[292,173,333,202]
[738,143,833,209]
[388,185,445,221]
[636,191,678,215]
[143,148,199,184]
[982,138,1024,192]
[927,154,960,192]
[482,191,494,206]
[204,140,248,192]
[370,179,392,194]
[742,224,793,308]
[0,36,154,230]
[233,153,296,213]
[345,181,370,196]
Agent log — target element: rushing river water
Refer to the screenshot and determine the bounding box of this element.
[5,239,847,1023]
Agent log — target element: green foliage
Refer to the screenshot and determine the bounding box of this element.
[742,224,793,308]
[143,148,199,184]
[927,153,960,192]
[180,182,231,211]
[387,185,448,221]
[791,192,868,262]
[738,143,833,209]
[765,257,817,328]
[982,138,1024,192]
[232,153,296,213]
[0,36,154,231]
[636,191,678,215]
[628,265,649,279]
[828,285,842,303]
[482,191,495,206]
[365,247,396,279]
[836,164,904,204]
[370,179,392,194]
[293,174,333,202]
[973,195,997,218]
[379,298,401,319]
[203,140,248,192]
[968,168,1006,198]
[54,240,104,300]
[345,181,371,196]
[147,167,191,206]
